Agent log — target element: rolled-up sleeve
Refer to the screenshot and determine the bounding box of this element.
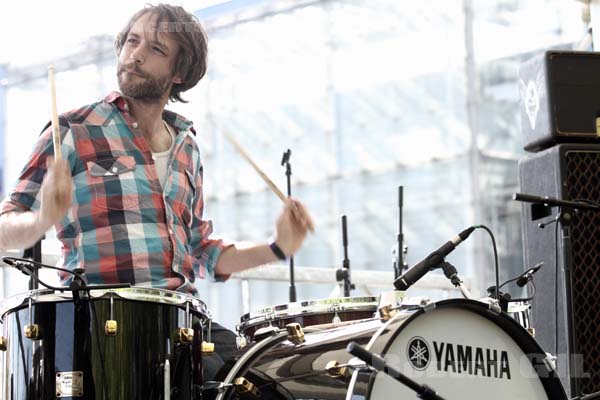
[0,120,72,216]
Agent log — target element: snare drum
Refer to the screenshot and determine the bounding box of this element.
[0,287,209,399]
[237,296,378,341]
[218,299,566,400]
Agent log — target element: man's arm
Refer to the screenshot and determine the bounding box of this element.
[0,158,72,251]
[214,198,314,276]
[0,211,52,251]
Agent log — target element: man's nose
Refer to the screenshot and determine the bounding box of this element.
[130,45,145,64]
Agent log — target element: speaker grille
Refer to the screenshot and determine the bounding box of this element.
[565,150,600,395]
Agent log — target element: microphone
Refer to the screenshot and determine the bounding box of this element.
[2,257,34,274]
[516,262,543,287]
[393,226,475,291]
[346,341,446,400]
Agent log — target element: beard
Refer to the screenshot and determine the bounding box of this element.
[117,63,172,101]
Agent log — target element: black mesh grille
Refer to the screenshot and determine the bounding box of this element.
[566,150,600,395]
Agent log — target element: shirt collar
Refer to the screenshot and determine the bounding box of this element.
[104,91,196,135]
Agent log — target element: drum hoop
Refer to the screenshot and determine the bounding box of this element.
[239,296,379,324]
[219,331,288,394]
[0,287,209,320]
[364,298,567,400]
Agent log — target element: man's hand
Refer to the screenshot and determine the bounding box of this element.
[274,198,315,257]
[37,157,73,229]
[213,198,315,276]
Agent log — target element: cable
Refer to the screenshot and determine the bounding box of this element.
[5,265,63,291]
[507,279,536,303]
[474,225,500,300]
[14,312,28,396]
[574,198,600,208]
[554,211,560,366]
[498,275,520,290]
[2,257,85,291]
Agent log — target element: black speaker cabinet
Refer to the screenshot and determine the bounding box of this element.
[519,51,600,152]
[519,143,600,397]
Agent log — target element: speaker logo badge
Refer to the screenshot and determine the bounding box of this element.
[524,79,540,130]
[407,336,430,370]
[519,69,544,131]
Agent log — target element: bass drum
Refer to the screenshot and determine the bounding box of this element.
[347,299,567,400]
[0,287,209,400]
[216,299,566,400]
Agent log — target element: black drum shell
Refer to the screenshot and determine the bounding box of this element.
[0,291,206,400]
[218,319,383,400]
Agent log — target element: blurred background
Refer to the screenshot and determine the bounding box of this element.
[0,0,588,330]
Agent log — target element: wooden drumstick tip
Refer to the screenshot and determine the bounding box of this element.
[48,64,62,161]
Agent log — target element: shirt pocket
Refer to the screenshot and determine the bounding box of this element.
[86,156,139,210]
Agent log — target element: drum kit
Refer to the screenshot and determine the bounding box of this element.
[0,144,575,398]
[0,281,568,399]
[0,187,572,399]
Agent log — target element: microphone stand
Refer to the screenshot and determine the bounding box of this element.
[336,215,354,297]
[513,192,600,396]
[281,149,296,302]
[394,186,407,279]
[22,237,44,290]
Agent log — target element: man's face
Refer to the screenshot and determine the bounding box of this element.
[117,12,181,101]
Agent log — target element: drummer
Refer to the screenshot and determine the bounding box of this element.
[0,4,314,380]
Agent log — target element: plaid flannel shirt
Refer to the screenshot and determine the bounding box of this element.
[0,92,229,295]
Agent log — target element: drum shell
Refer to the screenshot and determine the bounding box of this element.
[219,319,383,400]
[347,299,567,400]
[0,289,207,400]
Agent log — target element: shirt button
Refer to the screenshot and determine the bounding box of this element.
[111,167,118,173]
[168,228,174,235]
[132,122,138,128]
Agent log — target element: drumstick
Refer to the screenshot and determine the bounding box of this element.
[222,130,287,203]
[48,65,62,161]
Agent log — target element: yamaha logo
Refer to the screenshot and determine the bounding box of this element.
[407,336,430,370]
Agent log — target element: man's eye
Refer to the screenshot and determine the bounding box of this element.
[153,46,165,54]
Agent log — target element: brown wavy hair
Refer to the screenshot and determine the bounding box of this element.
[114,4,208,103]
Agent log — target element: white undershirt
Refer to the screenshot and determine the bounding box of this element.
[153,121,176,190]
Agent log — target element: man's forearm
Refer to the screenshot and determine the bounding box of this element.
[0,211,51,251]
[214,243,280,276]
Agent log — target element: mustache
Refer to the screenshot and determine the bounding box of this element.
[118,64,149,78]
